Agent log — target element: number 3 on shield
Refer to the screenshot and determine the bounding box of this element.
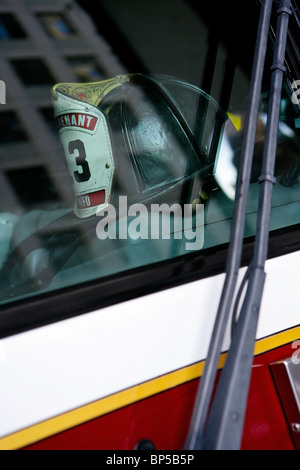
[68,139,91,183]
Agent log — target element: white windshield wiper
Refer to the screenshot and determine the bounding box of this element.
[185,0,293,450]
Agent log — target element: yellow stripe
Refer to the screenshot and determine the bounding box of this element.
[254,326,300,355]
[0,360,207,450]
[1,325,299,450]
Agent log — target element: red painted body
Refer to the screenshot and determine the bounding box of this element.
[24,342,296,450]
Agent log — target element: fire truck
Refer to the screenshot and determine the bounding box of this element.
[0,0,300,450]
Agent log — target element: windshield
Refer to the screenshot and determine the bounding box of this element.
[0,0,299,308]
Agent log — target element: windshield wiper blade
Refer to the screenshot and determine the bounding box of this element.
[185,0,292,450]
[185,0,273,450]
[201,0,292,450]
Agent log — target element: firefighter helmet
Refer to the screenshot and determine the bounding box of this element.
[52,73,231,218]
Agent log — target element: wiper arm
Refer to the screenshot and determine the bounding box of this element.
[185,0,292,450]
[185,0,274,450]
